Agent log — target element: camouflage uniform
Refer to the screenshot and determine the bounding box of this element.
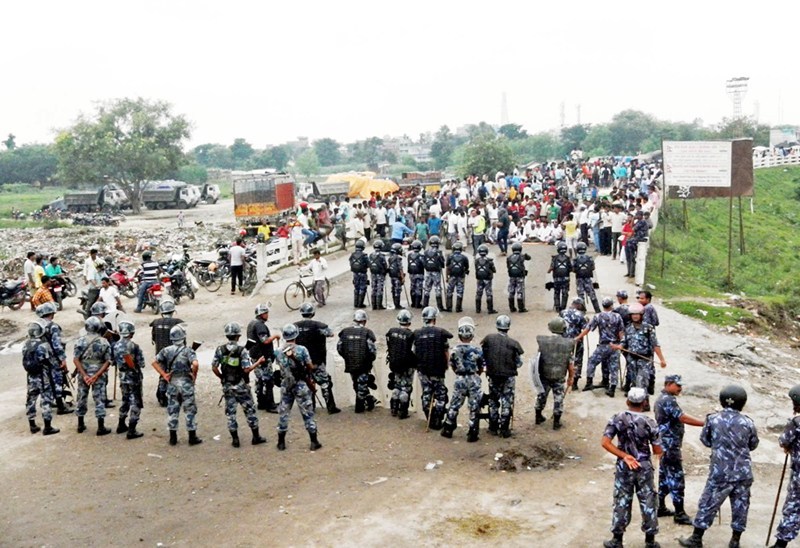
[150,316,183,406]
[349,248,370,308]
[114,338,145,424]
[24,340,55,421]
[156,344,199,432]
[561,308,587,379]
[213,343,259,431]
[550,252,572,311]
[386,326,416,416]
[275,343,317,434]
[506,251,529,300]
[474,255,495,312]
[445,251,469,303]
[585,311,624,388]
[481,332,524,434]
[444,343,485,431]
[295,319,335,411]
[337,324,378,409]
[621,321,658,392]
[387,254,404,308]
[776,416,800,543]
[534,334,574,417]
[42,320,67,400]
[692,408,759,532]
[74,335,112,419]
[407,249,425,308]
[573,255,599,312]
[368,250,388,309]
[422,247,445,301]
[604,410,662,537]
[413,325,453,427]
[654,389,688,507]
[642,303,659,328]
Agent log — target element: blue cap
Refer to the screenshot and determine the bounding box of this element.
[665,374,683,386]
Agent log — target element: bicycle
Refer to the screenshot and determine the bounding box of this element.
[283,268,330,310]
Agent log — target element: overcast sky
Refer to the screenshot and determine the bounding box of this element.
[3,0,799,148]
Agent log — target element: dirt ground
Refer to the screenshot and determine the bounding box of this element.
[0,203,796,547]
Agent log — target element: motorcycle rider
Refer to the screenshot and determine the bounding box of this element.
[134,251,160,313]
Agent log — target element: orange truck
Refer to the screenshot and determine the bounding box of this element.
[232,171,296,222]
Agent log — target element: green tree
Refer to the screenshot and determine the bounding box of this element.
[509,133,560,163]
[191,143,234,168]
[430,125,455,170]
[230,138,254,167]
[582,125,614,157]
[713,117,770,146]
[607,110,659,154]
[353,137,383,171]
[498,123,528,140]
[295,148,320,177]
[267,145,290,170]
[54,97,190,214]
[0,144,58,185]
[313,138,342,166]
[3,133,15,150]
[459,135,515,178]
[560,124,590,155]
[464,122,496,141]
[175,163,208,184]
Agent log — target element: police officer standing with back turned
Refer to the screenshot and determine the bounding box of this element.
[247,303,280,413]
[275,323,321,451]
[421,235,445,311]
[561,297,588,390]
[444,241,469,313]
[150,300,184,407]
[74,316,113,436]
[679,384,759,548]
[23,321,60,436]
[412,306,453,430]
[114,320,145,440]
[573,241,601,313]
[368,240,388,310]
[506,242,530,313]
[577,296,624,397]
[534,317,575,431]
[548,241,572,312]
[295,302,339,414]
[481,315,524,438]
[769,385,800,548]
[35,302,72,415]
[441,317,484,442]
[473,244,497,314]
[337,310,378,413]
[386,309,416,419]
[388,242,405,310]
[406,240,425,309]
[349,240,370,308]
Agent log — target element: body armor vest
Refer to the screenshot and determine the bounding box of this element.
[536,334,574,381]
[295,319,328,365]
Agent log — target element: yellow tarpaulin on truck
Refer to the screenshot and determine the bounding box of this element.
[325,172,399,199]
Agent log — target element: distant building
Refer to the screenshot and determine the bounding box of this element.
[770,126,800,147]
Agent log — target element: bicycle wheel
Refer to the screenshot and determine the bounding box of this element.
[283,281,306,311]
[313,279,331,304]
[205,271,223,292]
[241,269,257,295]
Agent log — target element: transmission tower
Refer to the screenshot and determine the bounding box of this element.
[726,77,749,118]
[559,101,565,128]
[500,92,509,125]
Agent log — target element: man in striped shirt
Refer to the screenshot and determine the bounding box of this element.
[134,251,160,313]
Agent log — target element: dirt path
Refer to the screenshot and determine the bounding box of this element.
[0,224,795,547]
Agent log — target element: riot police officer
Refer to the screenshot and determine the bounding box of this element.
[368,239,388,310]
[113,320,145,439]
[412,306,453,429]
[769,385,800,548]
[422,235,445,310]
[150,300,184,407]
[212,322,266,448]
[577,297,624,397]
[74,316,113,436]
[90,300,118,409]
[441,317,485,442]
[573,241,601,313]
[474,244,497,314]
[561,297,588,390]
[388,242,405,309]
[680,385,759,548]
[349,240,370,308]
[534,318,575,430]
[35,302,72,415]
[295,302,339,414]
[246,303,280,413]
[548,241,572,312]
[407,240,425,309]
[23,321,60,435]
[612,302,666,396]
[481,315,525,438]
[337,310,378,413]
[506,242,530,313]
[275,323,321,451]
[386,309,417,419]
[445,241,469,313]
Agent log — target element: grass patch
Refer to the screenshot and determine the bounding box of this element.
[0,219,71,230]
[664,300,754,327]
[0,185,64,217]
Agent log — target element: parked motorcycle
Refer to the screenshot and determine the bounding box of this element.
[141,280,164,314]
[0,279,27,310]
[107,266,137,299]
[49,275,78,311]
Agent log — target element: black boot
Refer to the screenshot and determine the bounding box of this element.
[43,419,60,435]
[560,291,569,312]
[553,414,562,430]
[104,399,115,409]
[488,417,499,436]
[440,420,455,438]
[673,501,693,525]
[644,533,660,548]
[421,294,430,308]
[444,295,452,312]
[393,295,402,309]
[126,420,143,439]
[466,423,479,442]
[436,295,444,312]
[487,297,497,314]
[230,429,240,448]
[679,527,705,547]
[398,400,409,419]
[475,298,482,314]
[770,541,789,548]
[508,298,516,312]
[429,407,444,430]
[324,389,341,415]
[77,416,86,433]
[657,496,674,517]
[582,380,594,391]
[365,395,376,411]
[499,417,511,438]
[535,410,546,424]
[354,293,360,308]
[251,427,266,445]
[355,398,365,413]
[517,297,527,313]
[455,297,463,313]
[572,377,580,390]
[96,417,111,436]
[606,386,616,398]
[56,397,73,415]
[603,533,623,548]
[728,531,742,548]
[277,431,286,450]
[390,398,398,417]
[264,382,279,414]
[309,431,322,451]
[591,297,601,314]
[188,430,203,445]
[357,292,367,309]
[116,417,128,434]
[169,429,178,445]
[29,419,41,434]
[371,294,378,310]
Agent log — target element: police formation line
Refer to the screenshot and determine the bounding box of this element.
[21,300,800,548]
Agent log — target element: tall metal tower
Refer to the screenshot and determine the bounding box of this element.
[500,92,509,125]
[559,101,565,128]
[576,104,581,125]
[726,77,749,118]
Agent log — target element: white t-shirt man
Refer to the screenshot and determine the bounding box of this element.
[99,284,121,314]
[229,245,246,267]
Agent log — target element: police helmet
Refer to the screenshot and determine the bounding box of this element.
[355,240,366,250]
[282,323,299,341]
[354,309,368,323]
[601,297,614,309]
[224,322,242,338]
[789,385,800,407]
[35,301,57,318]
[548,317,567,334]
[421,306,439,322]
[496,315,511,331]
[390,243,402,255]
[373,240,384,250]
[118,321,135,337]
[28,321,45,339]
[90,302,108,316]
[159,299,176,315]
[511,242,523,253]
[429,236,440,247]
[572,297,586,311]
[410,240,423,251]
[396,309,412,326]
[719,384,747,411]
[300,302,315,318]
[84,316,104,334]
[254,303,270,317]
[556,241,568,253]
[616,289,628,299]
[169,325,187,343]
[452,242,463,252]
[458,323,475,340]
[628,302,644,315]
[477,244,489,256]
[576,242,587,254]
[142,251,152,260]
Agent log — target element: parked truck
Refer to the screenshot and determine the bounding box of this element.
[200,183,220,204]
[232,170,295,221]
[142,180,196,210]
[297,180,350,202]
[62,185,130,213]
